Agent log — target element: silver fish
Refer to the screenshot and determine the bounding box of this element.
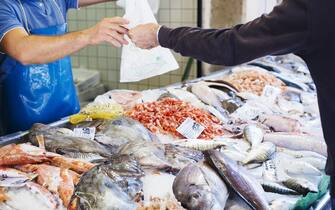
[94,117,156,150]
[117,141,173,171]
[297,157,326,171]
[263,133,327,156]
[216,137,251,154]
[175,139,229,151]
[191,82,227,113]
[72,155,144,210]
[282,177,318,195]
[173,163,229,210]
[60,151,104,162]
[243,142,276,165]
[164,144,204,170]
[29,123,111,158]
[284,161,322,176]
[259,115,301,133]
[261,181,299,195]
[205,150,271,210]
[276,147,326,160]
[243,124,264,149]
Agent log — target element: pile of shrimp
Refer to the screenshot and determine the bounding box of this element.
[127,98,224,139]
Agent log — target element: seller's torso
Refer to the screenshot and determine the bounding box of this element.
[0,0,71,68]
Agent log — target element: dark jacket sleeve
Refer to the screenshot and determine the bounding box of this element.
[158,0,309,66]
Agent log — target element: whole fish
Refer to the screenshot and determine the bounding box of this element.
[117,141,173,171]
[284,161,322,176]
[94,117,156,150]
[263,133,327,156]
[259,115,301,133]
[216,137,251,154]
[282,177,318,195]
[29,124,111,158]
[174,139,229,151]
[243,142,276,165]
[243,124,264,149]
[167,87,206,109]
[190,82,227,114]
[260,181,299,195]
[173,163,229,210]
[205,150,271,210]
[164,144,204,170]
[297,157,326,170]
[72,155,144,210]
[276,147,326,160]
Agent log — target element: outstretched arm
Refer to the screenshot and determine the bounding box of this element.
[130,0,309,66]
[78,0,116,7]
[0,17,128,65]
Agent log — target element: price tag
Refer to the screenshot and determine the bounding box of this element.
[261,85,281,102]
[176,118,205,139]
[263,160,277,181]
[73,127,96,140]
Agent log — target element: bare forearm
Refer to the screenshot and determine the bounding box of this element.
[16,30,90,65]
[79,0,116,7]
[1,17,128,65]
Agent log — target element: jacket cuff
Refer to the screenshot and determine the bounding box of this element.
[158,26,173,48]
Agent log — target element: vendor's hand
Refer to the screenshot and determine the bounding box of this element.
[85,17,129,48]
[129,23,160,49]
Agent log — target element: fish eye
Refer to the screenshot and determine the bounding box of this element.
[190,192,201,199]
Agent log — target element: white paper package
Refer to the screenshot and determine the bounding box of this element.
[120,0,179,83]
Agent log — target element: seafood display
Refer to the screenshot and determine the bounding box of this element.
[127,98,225,139]
[0,55,330,210]
[223,68,286,96]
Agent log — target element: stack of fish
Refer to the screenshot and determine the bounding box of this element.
[0,55,328,210]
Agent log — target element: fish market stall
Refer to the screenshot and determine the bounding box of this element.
[0,55,331,210]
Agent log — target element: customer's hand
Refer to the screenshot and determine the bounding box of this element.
[129,23,160,49]
[85,17,129,48]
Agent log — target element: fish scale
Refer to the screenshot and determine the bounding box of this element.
[282,178,318,195]
[243,142,276,165]
[261,181,299,195]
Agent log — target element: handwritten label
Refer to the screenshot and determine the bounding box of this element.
[176,118,205,139]
[73,127,96,140]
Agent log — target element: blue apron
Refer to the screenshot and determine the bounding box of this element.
[0,0,80,135]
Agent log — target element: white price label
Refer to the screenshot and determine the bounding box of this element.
[73,127,96,140]
[176,118,205,139]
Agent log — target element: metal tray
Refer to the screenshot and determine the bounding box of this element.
[0,69,331,210]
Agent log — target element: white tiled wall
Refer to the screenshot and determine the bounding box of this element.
[67,1,198,91]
